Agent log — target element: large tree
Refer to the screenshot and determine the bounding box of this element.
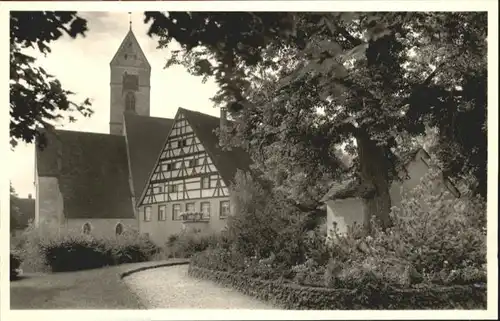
[145,12,487,230]
[10,11,92,148]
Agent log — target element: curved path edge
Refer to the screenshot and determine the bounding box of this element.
[120,260,190,279]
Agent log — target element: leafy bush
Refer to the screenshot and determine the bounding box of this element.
[40,234,112,272]
[10,252,22,280]
[104,232,159,265]
[227,171,309,265]
[16,222,51,273]
[360,167,487,285]
[320,166,487,288]
[162,231,229,259]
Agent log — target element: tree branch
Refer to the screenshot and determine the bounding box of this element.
[322,15,363,48]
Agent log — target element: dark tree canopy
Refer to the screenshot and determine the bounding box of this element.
[10,11,92,149]
[144,12,487,228]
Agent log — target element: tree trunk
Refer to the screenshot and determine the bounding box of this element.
[356,130,393,233]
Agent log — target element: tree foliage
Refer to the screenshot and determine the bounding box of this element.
[145,12,487,225]
[10,183,21,232]
[10,11,93,148]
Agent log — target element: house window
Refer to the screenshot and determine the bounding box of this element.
[82,222,91,234]
[158,205,166,221]
[220,201,230,218]
[172,204,181,220]
[201,202,211,219]
[186,203,195,213]
[115,223,124,236]
[144,206,152,221]
[168,185,177,193]
[201,176,210,189]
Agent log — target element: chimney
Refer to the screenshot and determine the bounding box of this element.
[219,107,227,147]
[220,107,227,129]
[28,193,32,199]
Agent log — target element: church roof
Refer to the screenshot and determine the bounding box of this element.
[36,130,135,219]
[124,113,174,203]
[179,108,253,187]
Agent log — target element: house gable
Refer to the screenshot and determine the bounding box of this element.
[139,109,229,206]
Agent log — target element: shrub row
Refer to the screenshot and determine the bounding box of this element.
[19,227,160,272]
[188,265,487,310]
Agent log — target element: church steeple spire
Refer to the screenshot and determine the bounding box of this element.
[128,12,132,30]
[109,26,151,135]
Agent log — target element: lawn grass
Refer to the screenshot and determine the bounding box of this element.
[10,259,188,309]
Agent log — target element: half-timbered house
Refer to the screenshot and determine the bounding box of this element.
[138,108,252,244]
[34,27,252,245]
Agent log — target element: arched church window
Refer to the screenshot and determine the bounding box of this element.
[115,223,124,236]
[82,222,91,234]
[125,92,136,112]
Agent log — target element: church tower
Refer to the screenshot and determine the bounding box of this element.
[109,26,151,135]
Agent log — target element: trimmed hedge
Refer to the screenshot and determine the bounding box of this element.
[188,265,487,309]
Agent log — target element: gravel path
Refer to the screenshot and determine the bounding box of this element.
[123,265,276,309]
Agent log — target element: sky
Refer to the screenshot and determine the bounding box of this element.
[9,12,220,198]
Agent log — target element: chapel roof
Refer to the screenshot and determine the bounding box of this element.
[36,129,135,219]
[320,147,460,202]
[123,113,174,203]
